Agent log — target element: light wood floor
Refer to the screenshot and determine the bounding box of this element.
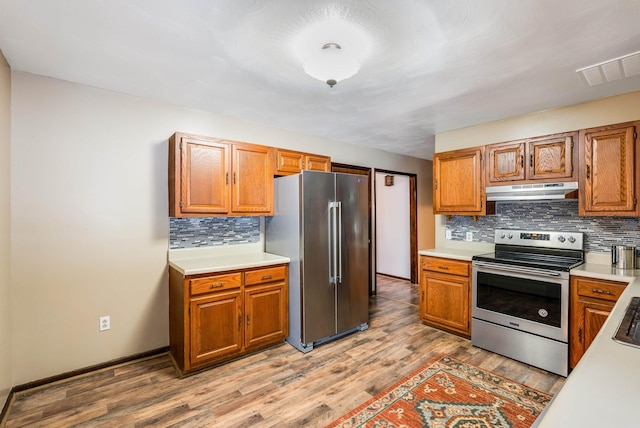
[4,275,564,427]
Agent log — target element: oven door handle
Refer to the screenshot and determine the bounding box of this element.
[473,261,563,278]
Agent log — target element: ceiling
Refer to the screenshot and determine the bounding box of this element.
[1,0,640,160]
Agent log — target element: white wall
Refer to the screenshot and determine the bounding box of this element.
[434,90,640,248]
[375,173,410,279]
[0,51,12,406]
[9,71,433,385]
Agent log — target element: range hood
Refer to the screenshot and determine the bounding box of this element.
[486,182,578,201]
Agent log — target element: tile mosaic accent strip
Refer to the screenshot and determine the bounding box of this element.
[169,217,261,249]
[445,200,640,253]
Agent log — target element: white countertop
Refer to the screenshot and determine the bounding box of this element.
[535,263,640,427]
[168,245,290,275]
[418,247,488,262]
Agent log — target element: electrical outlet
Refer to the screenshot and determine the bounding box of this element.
[445,229,452,240]
[465,232,473,241]
[99,315,110,331]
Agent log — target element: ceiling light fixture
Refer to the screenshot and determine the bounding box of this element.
[303,42,360,88]
[292,17,374,88]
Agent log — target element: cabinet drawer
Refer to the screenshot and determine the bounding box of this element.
[575,277,627,302]
[245,265,286,286]
[190,273,242,296]
[421,257,469,277]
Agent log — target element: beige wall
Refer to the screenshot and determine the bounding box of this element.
[434,90,640,247]
[0,51,12,406]
[9,71,433,385]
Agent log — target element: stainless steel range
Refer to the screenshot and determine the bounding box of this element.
[472,229,584,376]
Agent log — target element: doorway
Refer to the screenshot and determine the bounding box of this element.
[374,169,418,284]
[331,163,374,295]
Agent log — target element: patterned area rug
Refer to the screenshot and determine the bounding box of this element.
[327,355,552,428]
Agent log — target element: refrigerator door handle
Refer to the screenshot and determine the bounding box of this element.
[328,201,337,284]
[336,201,342,283]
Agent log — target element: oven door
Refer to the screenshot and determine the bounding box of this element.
[472,261,569,342]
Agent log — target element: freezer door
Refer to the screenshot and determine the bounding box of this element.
[301,171,337,343]
[335,173,370,332]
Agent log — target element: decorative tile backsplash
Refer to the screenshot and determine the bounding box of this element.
[445,200,640,253]
[169,217,261,249]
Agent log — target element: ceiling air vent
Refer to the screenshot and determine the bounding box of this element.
[577,51,640,87]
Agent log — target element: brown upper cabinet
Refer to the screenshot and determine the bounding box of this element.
[486,132,577,185]
[433,146,490,215]
[579,121,640,216]
[274,148,331,175]
[169,132,273,217]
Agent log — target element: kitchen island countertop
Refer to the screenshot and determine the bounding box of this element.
[534,263,640,427]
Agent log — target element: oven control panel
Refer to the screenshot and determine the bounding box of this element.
[520,232,550,241]
[494,229,583,250]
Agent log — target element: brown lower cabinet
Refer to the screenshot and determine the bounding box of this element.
[419,255,471,338]
[169,264,288,376]
[569,275,627,368]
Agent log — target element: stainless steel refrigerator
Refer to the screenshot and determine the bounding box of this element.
[265,170,370,353]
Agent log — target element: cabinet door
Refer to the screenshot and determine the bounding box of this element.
[569,297,613,368]
[487,142,525,183]
[232,143,273,214]
[433,147,485,215]
[180,137,230,215]
[528,134,574,181]
[420,270,470,336]
[305,154,331,172]
[244,283,287,351]
[579,123,639,216]
[275,149,304,175]
[569,276,626,368]
[190,290,243,367]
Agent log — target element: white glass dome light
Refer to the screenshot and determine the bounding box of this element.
[292,18,374,87]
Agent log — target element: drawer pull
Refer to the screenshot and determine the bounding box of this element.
[261,274,273,280]
[210,282,225,289]
[591,288,614,296]
[438,266,449,270]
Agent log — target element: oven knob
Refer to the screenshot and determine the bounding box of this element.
[507,233,513,239]
[499,233,506,239]
[558,235,566,243]
[568,236,576,243]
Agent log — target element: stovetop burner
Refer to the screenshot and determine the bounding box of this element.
[472,229,585,272]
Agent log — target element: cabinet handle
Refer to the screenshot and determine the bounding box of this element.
[520,155,524,168]
[261,274,272,280]
[578,327,582,343]
[591,288,614,296]
[226,172,229,185]
[234,172,237,184]
[238,315,241,328]
[438,266,449,270]
[247,314,250,326]
[586,165,591,179]
[529,154,533,168]
[210,282,225,289]
[434,179,438,190]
